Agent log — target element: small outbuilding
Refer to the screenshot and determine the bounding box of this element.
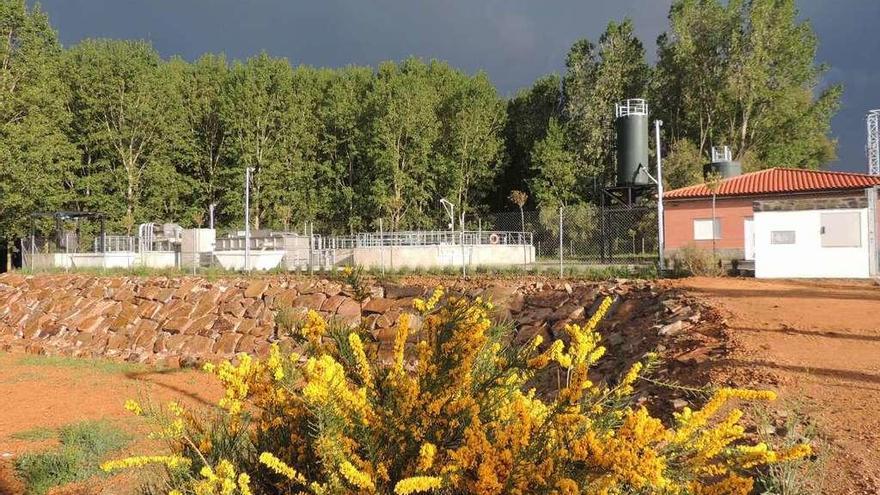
[664,168,880,278]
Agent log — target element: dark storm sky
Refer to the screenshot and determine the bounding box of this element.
[35,0,880,173]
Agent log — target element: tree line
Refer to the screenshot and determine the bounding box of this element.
[0,0,840,242]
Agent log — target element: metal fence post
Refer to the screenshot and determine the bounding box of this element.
[558,205,564,278]
[308,221,314,275]
[379,218,385,276]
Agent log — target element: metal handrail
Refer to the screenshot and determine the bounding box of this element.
[324,230,533,248]
[615,98,648,117]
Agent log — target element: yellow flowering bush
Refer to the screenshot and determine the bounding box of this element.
[107,291,809,495]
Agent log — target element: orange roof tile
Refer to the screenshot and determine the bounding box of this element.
[664,168,880,199]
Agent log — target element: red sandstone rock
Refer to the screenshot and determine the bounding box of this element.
[106,333,129,352]
[383,284,425,299]
[135,327,158,349]
[236,334,256,353]
[362,298,395,314]
[220,301,246,318]
[138,300,162,320]
[515,324,551,346]
[112,288,135,302]
[164,317,192,335]
[237,319,257,335]
[322,295,347,313]
[187,315,217,335]
[273,289,298,308]
[244,280,269,299]
[337,299,361,319]
[214,333,241,355]
[293,293,326,310]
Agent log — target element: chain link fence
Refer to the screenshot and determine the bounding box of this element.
[18,205,659,274]
[482,206,658,267]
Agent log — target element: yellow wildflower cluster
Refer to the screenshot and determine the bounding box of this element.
[412,286,443,313]
[301,309,327,345]
[394,476,443,494]
[124,398,143,416]
[192,459,253,495]
[100,455,190,472]
[106,289,810,495]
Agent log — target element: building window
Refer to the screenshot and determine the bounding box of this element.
[693,218,721,240]
[770,231,796,244]
[820,211,861,247]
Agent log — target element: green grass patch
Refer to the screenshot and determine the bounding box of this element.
[10,427,56,442]
[14,420,131,495]
[16,355,146,375]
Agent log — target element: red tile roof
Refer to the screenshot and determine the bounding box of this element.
[664,168,880,199]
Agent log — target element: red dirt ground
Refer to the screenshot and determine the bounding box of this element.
[0,354,220,495]
[670,276,880,495]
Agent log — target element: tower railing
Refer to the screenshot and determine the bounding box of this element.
[615,98,648,117]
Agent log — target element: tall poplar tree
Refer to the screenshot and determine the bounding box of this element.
[655,0,841,171]
[0,0,73,243]
[563,19,651,185]
[65,39,185,231]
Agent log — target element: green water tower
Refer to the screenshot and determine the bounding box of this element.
[615,99,652,186]
[703,146,742,179]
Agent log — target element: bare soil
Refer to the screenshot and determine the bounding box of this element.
[670,276,880,495]
[0,352,220,494]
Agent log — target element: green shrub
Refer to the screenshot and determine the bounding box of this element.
[15,420,130,495]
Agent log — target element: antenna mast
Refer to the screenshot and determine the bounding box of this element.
[868,109,880,176]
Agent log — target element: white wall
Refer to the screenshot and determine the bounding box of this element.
[755,208,870,278]
[351,244,535,270]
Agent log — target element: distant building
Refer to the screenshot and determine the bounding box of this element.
[664,168,880,278]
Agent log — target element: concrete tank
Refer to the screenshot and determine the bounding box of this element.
[615,99,651,186]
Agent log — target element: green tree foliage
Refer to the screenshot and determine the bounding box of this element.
[173,54,229,220]
[529,119,578,207]
[316,66,373,234]
[435,70,506,221]
[662,138,704,190]
[497,74,561,209]
[219,53,298,231]
[0,0,74,239]
[367,58,440,231]
[654,0,841,171]
[65,39,186,232]
[564,19,651,184]
[0,0,844,244]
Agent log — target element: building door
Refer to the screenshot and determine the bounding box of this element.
[744,217,755,260]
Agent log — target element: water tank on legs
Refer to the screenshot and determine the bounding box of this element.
[703,146,742,179]
[615,99,651,186]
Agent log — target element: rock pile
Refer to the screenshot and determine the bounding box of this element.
[0,273,713,371]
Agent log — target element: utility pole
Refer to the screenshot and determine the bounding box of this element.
[244,167,253,272]
[655,120,665,272]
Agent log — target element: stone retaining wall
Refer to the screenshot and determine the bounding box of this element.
[0,273,679,367]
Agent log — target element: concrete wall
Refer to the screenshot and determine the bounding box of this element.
[51,252,178,270]
[351,244,535,270]
[754,208,870,278]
